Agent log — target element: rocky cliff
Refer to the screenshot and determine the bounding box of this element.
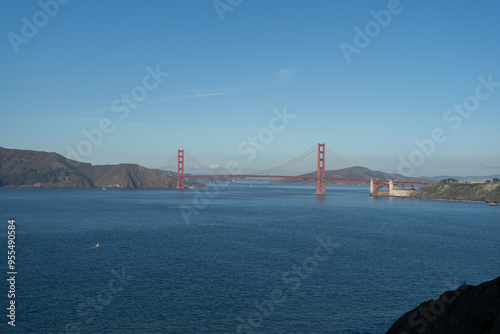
[0,147,177,189]
[410,183,500,203]
[387,275,500,334]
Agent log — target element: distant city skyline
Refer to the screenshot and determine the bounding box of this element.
[1,0,499,177]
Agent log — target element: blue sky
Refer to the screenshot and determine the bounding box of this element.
[1,0,499,177]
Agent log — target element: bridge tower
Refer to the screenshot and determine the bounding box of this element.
[177,149,184,189]
[316,143,326,194]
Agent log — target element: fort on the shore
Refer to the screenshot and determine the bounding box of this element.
[370,178,418,197]
[371,179,500,203]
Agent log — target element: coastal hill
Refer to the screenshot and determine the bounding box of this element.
[270,166,432,185]
[410,182,500,203]
[386,275,500,334]
[426,174,500,183]
[317,166,431,182]
[0,147,177,189]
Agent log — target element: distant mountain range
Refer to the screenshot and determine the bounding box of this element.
[304,166,432,182]
[270,166,433,185]
[274,166,499,185]
[423,174,500,183]
[0,147,178,189]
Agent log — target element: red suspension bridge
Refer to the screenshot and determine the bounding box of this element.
[161,143,436,195]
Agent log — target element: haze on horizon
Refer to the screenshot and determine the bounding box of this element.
[1,0,499,177]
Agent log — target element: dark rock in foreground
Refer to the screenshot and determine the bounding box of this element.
[387,275,500,334]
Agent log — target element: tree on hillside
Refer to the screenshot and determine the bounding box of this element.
[440,178,458,184]
[493,178,499,182]
[485,180,491,183]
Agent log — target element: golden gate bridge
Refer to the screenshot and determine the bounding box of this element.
[161,143,436,195]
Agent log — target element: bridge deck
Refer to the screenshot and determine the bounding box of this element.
[175,174,436,186]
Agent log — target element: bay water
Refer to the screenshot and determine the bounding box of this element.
[0,184,498,333]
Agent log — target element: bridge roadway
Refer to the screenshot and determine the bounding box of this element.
[179,174,436,186]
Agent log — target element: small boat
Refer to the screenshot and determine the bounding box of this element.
[489,202,497,206]
[95,243,101,248]
[102,187,106,191]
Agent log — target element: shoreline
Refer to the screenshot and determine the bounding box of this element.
[409,182,500,204]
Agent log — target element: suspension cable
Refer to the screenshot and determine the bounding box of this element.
[325,145,372,179]
[248,144,317,175]
[159,151,178,171]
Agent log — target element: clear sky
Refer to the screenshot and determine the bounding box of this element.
[1,0,499,177]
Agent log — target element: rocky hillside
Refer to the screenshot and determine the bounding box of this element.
[0,147,178,189]
[77,164,177,188]
[410,182,500,203]
[386,275,500,334]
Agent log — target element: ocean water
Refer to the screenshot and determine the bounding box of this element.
[0,184,498,333]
